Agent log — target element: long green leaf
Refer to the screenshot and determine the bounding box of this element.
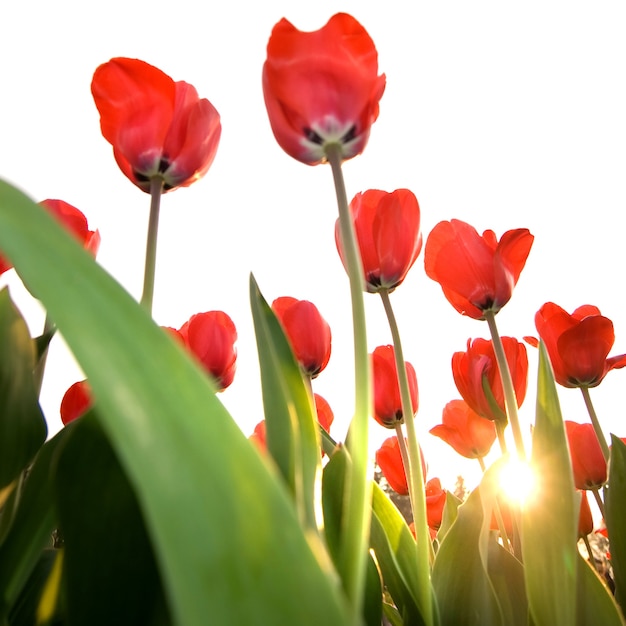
[249,275,321,532]
[522,342,577,626]
[0,179,350,625]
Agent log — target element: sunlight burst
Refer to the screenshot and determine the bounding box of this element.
[499,459,537,507]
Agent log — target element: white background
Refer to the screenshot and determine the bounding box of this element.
[1,1,626,495]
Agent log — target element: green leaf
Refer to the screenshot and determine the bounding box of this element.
[0,288,47,490]
[576,551,625,625]
[0,426,69,620]
[249,275,321,531]
[606,435,626,612]
[322,449,395,626]
[370,482,428,625]
[54,414,170,626]
[521,342,578,626]
[432,462,505,626]
[0,179,350,625]
[486,541,527,626]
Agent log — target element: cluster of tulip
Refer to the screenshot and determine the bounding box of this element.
[1,11,626,626]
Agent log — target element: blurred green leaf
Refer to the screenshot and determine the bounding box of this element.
[0,179,351,625]
[0,288,47,490]
[249,275,321,531]
[7,548,63,626]
[521,342,577,626]
[606,436,626,612]
[54,414,170,626]
[576,551,625,625]
[0,426,70,620]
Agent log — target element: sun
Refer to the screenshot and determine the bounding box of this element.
[498,459,537,507]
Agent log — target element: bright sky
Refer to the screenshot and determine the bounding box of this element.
[2,1,626,493]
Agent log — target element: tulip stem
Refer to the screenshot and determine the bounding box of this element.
[591,486,606,519]
[484,311,526,461]
[33,313,56,396]
[140,177,164,315]
[580,386,610,463]
[381,290,435,577]
[325,143,371,619]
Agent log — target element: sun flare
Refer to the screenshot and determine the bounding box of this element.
[499,459,537,507]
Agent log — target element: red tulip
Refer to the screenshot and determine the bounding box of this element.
[1,199,100,276]
[534,302,626,388]
[60,380,92,425]
[452,337,528,422]
[314,393,334,432]
[425,478,447,531]
[178,311,237,391]
[335,189,422,293]
[249,420,267,452]
[565,421,607,489]
[578,490,593,538]
[91,58,221,192]
[430,399,497,459]
[271,297,331,378]
[376,436,408,495]
[372,345,418,428]
[262,13,386,165]
[424,220,534,319]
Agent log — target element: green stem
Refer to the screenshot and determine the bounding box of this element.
[381,290,435,574]
[140,177,164,315]
[580,386,610,463]
[484,311,526,461]
[495,421,509,455]
[325,143,371,620]
[590,486,606,520]
[33,313,56,396]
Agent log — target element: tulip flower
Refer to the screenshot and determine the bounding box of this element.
[249,420,267,452]
[91,57,221,192]
[376,436,427,496]
[430,399,497,459]
[533,302,626,388]
[314,393,334,432]
[0,199,100,276]
[262,13,386,165]
[178,311,237,391]
[578,490,593,538]
[424,219,534,320]
[371,345,419,428]
[60,380,93,425]
[335,189,422,293]
[452,337,528,422]
[425,478,447,531]
[271,297,331,378]
[564,421,607,490]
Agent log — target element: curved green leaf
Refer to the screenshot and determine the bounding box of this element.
[0,426,69,619]
[0,179,350,625]
[576,551,625,625]
[55,415,169,626]
[0,288,47,490]
[432,462,505,626]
